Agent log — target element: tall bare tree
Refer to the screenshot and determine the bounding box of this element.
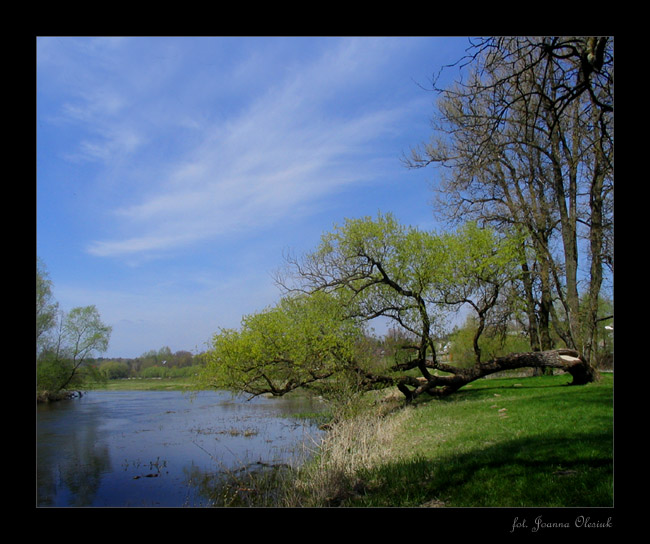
[405,36,613,363]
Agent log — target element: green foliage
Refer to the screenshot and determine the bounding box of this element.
[99,360,130,379]
[441,221,522,293]
[36,304,112,394]
[137,364,201,379]
[311,215,522,336]
[201,291,365,398]
[63,305,111,358]
[140,365,171,379]
[131,347,200,375]
[37,355,73,393]
[37,355,105,393]
[203,214,533,402]
[575,295,614,369]
[168,364,203,378]
[447,315,530,367]
[316,212,447,305]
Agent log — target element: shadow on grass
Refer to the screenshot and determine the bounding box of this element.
[434,376,612,405]
[352,430,613,508]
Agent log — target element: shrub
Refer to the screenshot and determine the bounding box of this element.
[100,360,130,380]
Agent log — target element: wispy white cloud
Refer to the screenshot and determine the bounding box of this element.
[83,38,412,260]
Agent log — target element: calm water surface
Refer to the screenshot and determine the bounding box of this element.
[36,390,325,507]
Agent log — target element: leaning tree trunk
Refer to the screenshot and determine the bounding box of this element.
[389,349,599,402]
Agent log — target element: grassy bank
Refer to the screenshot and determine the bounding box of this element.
[85,377,204,391]
[284,373,613,507]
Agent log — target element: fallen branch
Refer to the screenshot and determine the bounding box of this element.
[388,349,599,402]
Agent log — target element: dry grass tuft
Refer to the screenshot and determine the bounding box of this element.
[284,406,411,506]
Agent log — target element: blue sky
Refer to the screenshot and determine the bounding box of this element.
[36,36,471,358]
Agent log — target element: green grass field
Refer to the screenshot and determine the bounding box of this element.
[347,373,613,507]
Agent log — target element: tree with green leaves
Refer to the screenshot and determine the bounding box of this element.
[37,260,112,399]
[201,291,369,399]
[99,360,130,380]
[203,214,597,404]
[37,305,112,397]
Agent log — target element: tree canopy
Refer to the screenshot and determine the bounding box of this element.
[202,290,364,398]
[202,214,598,403]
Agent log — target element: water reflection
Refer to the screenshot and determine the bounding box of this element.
[36,390,324,507]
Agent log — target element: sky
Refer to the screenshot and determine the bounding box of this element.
[36,36,472,359]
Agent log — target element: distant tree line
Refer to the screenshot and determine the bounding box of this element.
[92,348,208,380]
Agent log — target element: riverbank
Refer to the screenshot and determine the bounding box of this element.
[37,377,201,402]
[279,373,614,507]
[37,390,85,403]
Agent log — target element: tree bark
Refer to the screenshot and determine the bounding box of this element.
[389,349,599,402]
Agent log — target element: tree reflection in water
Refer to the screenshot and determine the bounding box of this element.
[36,390,323,507]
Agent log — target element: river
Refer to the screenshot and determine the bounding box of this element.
[36,390,325,507]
